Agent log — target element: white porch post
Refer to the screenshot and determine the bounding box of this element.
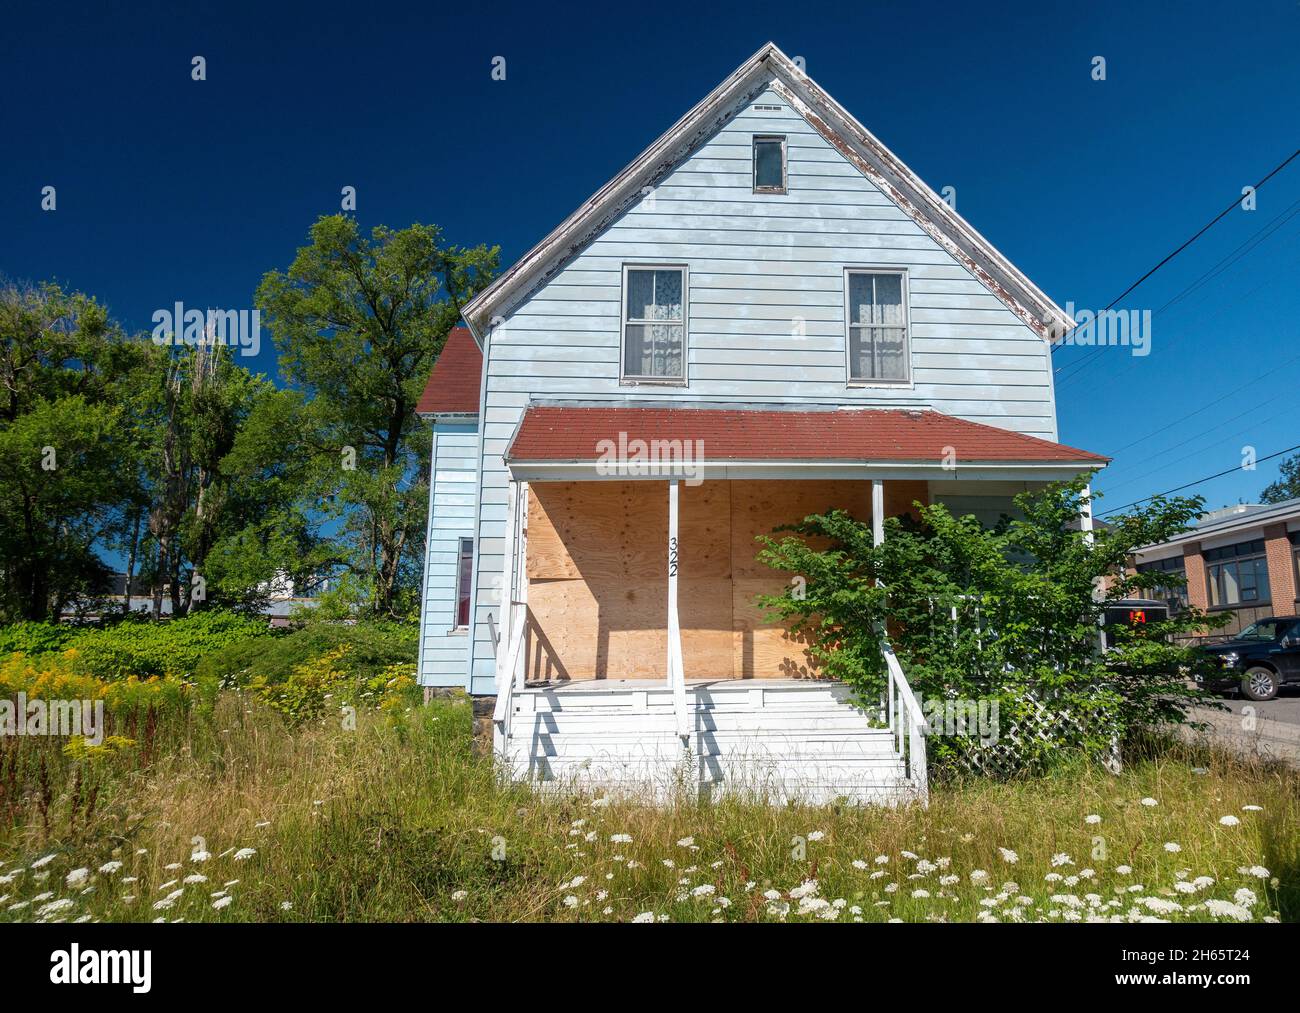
[1079,481,1095,546]
[871,478,885,548]
[514,481,529,692]
[667,479,689,741]
[495,478,519,694]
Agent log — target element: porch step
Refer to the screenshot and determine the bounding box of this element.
[499,680,920,806]
[528,732,898,760]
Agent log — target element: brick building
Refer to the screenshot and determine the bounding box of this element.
[1131,497,1300,638]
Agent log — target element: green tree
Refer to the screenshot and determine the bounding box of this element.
[0,282,147,620]
[756,478,1225,764]
[256,216,498,617]
[132,339,324,616]
[1260,453,1300,504]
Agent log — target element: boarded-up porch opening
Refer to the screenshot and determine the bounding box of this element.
[522,479,927,680]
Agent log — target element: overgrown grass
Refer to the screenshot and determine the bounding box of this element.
[1,696,1294,923]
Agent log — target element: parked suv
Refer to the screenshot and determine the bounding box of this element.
[1198,616,1300,701]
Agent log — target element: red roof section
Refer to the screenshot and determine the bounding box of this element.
[508,406,1108,465]
[417,327,482,415]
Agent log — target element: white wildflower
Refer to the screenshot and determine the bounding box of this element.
[1203,899,1252,922]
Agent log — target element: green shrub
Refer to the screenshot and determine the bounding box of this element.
[196,619,417,689]
[67,610,271,680]
[0,621,78,656]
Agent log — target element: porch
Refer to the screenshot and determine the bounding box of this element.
[484,403,1107,804]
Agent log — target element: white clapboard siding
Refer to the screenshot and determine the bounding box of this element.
[466,84,1059,694]
[418,421,477,688]
[499,680,917,806]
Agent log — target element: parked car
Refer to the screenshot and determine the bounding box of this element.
[1197,616,1300,701]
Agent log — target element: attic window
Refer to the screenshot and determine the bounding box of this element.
[753,135,786,194]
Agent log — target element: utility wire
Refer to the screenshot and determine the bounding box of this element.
[1098,442,1300,517]
[1050,147,1300,368]
[1055,180,1300,385]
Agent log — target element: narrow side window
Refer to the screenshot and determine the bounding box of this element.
[455,537,473,628]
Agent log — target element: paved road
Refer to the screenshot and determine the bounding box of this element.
[1183,687,1300,766]
[1205,688,1300,727]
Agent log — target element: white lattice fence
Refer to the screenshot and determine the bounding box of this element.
[943,687,1122,778]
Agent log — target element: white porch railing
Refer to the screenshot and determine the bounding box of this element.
[880,638,928,803]
[491,601,527,750]
[666,480,690,743]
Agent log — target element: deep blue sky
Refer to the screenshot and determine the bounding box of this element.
[3,0,1297,514]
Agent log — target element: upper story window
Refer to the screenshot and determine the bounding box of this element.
[753,135,786,194]
[621,265,686,383]
[845,269,910,384]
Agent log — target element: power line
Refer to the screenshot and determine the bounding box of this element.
[1100,404,1292,496]
[1105,346,1300,457]
[1055,179,1300,386]
[1050,147,1300,369]
[1098,441,1300,517]
[1056,199,1300,388]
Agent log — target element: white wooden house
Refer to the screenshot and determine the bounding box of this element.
[417,42,1106,804]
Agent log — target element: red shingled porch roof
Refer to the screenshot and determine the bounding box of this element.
[417,327,482,415]
[507,406,1108,465]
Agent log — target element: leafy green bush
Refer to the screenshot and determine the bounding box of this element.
[66,610,271,680]
[0,621,78,656]
[756,478,1226,772]
[248,645,419,723]
[196,619,417,689]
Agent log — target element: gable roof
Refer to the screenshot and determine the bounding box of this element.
[462,42,1074,344]
[507,405,1108,466]
[417,326,483,416]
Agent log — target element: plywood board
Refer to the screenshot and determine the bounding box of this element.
[732,576,825,679]
[729,479,873,579]
[527,481,665,580]
[523,478,911,681]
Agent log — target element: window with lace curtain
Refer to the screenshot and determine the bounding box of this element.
[845,269,910,384]
[621,265,687,382]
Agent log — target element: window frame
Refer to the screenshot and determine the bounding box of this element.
[1136,555,1189,613]
[752,134,788,195]
[619,263,689,386]
[452,536,474,631]
[842,267,913,387]
[1206,550,1271,608]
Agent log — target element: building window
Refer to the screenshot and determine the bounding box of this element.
[845,269,910,383]
[753,135,786,193]
[1135,556,1188,613]
[1205,538,1271,607]
[621,265,686,383]
[454,537,473,628]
